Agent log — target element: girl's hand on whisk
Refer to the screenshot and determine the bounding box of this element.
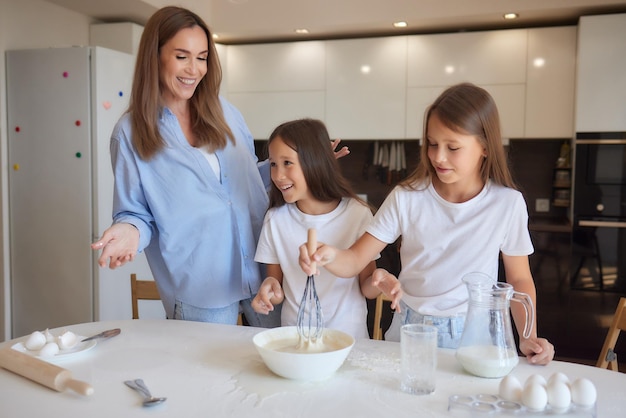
[372,268,403,312]
[298,242,337,276]
[251,277,283,314]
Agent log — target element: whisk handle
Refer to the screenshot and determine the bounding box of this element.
[307,228,317,273]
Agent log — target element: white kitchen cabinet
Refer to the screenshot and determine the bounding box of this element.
[525,26,577,138]
[407,30,527,87]
[226,41,325,92]
[226,41,325,138]
[406,87,444,138]
[576,13,626,132]
[325,36,407,139]
[406,30,526,139]
[228,91,325,139]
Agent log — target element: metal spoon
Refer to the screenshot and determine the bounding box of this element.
[124,379,167,407]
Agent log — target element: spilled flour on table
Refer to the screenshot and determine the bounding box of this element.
[227,352,329,407]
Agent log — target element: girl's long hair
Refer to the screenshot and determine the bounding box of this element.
[267,119,365,209]
[400,82,516,190]
[129,6,234,160]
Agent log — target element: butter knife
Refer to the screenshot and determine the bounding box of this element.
[81,328,121,342]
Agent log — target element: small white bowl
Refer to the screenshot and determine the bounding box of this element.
[253,326,355,381]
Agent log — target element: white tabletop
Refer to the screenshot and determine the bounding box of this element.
[0,319,624,417]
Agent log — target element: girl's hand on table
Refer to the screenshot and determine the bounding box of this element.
[520,337,555,365]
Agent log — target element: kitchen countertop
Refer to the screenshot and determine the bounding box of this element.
[1,319,624,417]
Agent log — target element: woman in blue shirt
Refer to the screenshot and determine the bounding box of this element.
[91,6,350,326]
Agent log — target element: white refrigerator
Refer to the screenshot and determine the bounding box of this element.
[6,46,157,338]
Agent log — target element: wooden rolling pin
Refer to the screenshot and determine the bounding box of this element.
[0,347,94,396]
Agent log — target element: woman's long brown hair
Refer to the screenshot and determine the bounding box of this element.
[129,6,234,160]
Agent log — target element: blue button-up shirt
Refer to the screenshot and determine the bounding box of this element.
[110,98,270,318]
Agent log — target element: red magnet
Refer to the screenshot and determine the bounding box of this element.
[75,120,81,127]
[63,71,69,78]
[15,126,20,132]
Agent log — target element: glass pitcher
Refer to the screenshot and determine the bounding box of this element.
[455,272,534,378]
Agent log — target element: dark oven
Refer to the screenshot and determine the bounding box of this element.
[571,133,626,292]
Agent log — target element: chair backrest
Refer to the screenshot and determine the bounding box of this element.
[130,273,161,319]
[373,293,392,340]
[596,297,626,371]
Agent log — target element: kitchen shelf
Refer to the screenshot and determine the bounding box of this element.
[552,167,571,208]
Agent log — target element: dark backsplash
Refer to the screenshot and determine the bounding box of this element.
[255,138,570,217]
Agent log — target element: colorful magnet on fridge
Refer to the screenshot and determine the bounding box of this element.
[119,91,123,97]
[103,101,112,110]
[63,71,69,78]
[75,120,81,127]
[13,164,19,171]
[75,152,82,158]
[15,126,20,132]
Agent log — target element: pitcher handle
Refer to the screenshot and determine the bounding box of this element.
[511,291,534,339]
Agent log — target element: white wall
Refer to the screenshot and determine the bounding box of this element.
[0,0,93,341]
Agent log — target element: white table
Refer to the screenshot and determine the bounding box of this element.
[0,319,624,417]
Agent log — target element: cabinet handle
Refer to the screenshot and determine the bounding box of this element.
[578,220,626,228]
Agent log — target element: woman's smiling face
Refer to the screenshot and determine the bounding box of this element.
[159,25,208,106]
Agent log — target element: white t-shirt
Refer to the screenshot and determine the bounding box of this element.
[367,180,533,317]
[255,198,375,339]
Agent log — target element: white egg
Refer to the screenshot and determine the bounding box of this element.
[522,382,548,411]
[570,378,597,407]
[43,328,56,343]
[524,373,547,388]
[547,381,572,410]
[499,375,523,402]
[57,330,79,350]
[39,342,60,357]
[24,331,46,351]
[547,372,570,387]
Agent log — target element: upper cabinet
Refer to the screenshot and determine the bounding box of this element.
[406,30,527,139]
[225,41,326,139]
[224,26,577,140]
[325,37,407,139]
[576,13,626,132]
[407,30,527,87]
[525,27,577,138]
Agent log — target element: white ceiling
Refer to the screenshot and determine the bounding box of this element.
[47,0,626,44]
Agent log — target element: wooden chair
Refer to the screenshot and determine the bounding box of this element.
[130,273,244,324]
[596,297,626,371]
[373,293,393,340]
[130,273,161,319]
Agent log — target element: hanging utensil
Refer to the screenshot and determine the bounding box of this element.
[296,228,324,343]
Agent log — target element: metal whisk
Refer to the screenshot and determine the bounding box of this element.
[296,228,324,342]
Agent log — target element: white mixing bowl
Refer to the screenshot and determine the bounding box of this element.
[253,326,355,381]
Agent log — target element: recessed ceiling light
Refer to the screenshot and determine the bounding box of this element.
[295,29,309,34]
[212,33,219,39]
[503,13,519,20]
[393,21,408,28]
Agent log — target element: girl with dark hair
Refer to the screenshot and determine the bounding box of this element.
[252,119,388,339]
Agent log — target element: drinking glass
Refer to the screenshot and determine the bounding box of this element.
[400,324,437,395]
